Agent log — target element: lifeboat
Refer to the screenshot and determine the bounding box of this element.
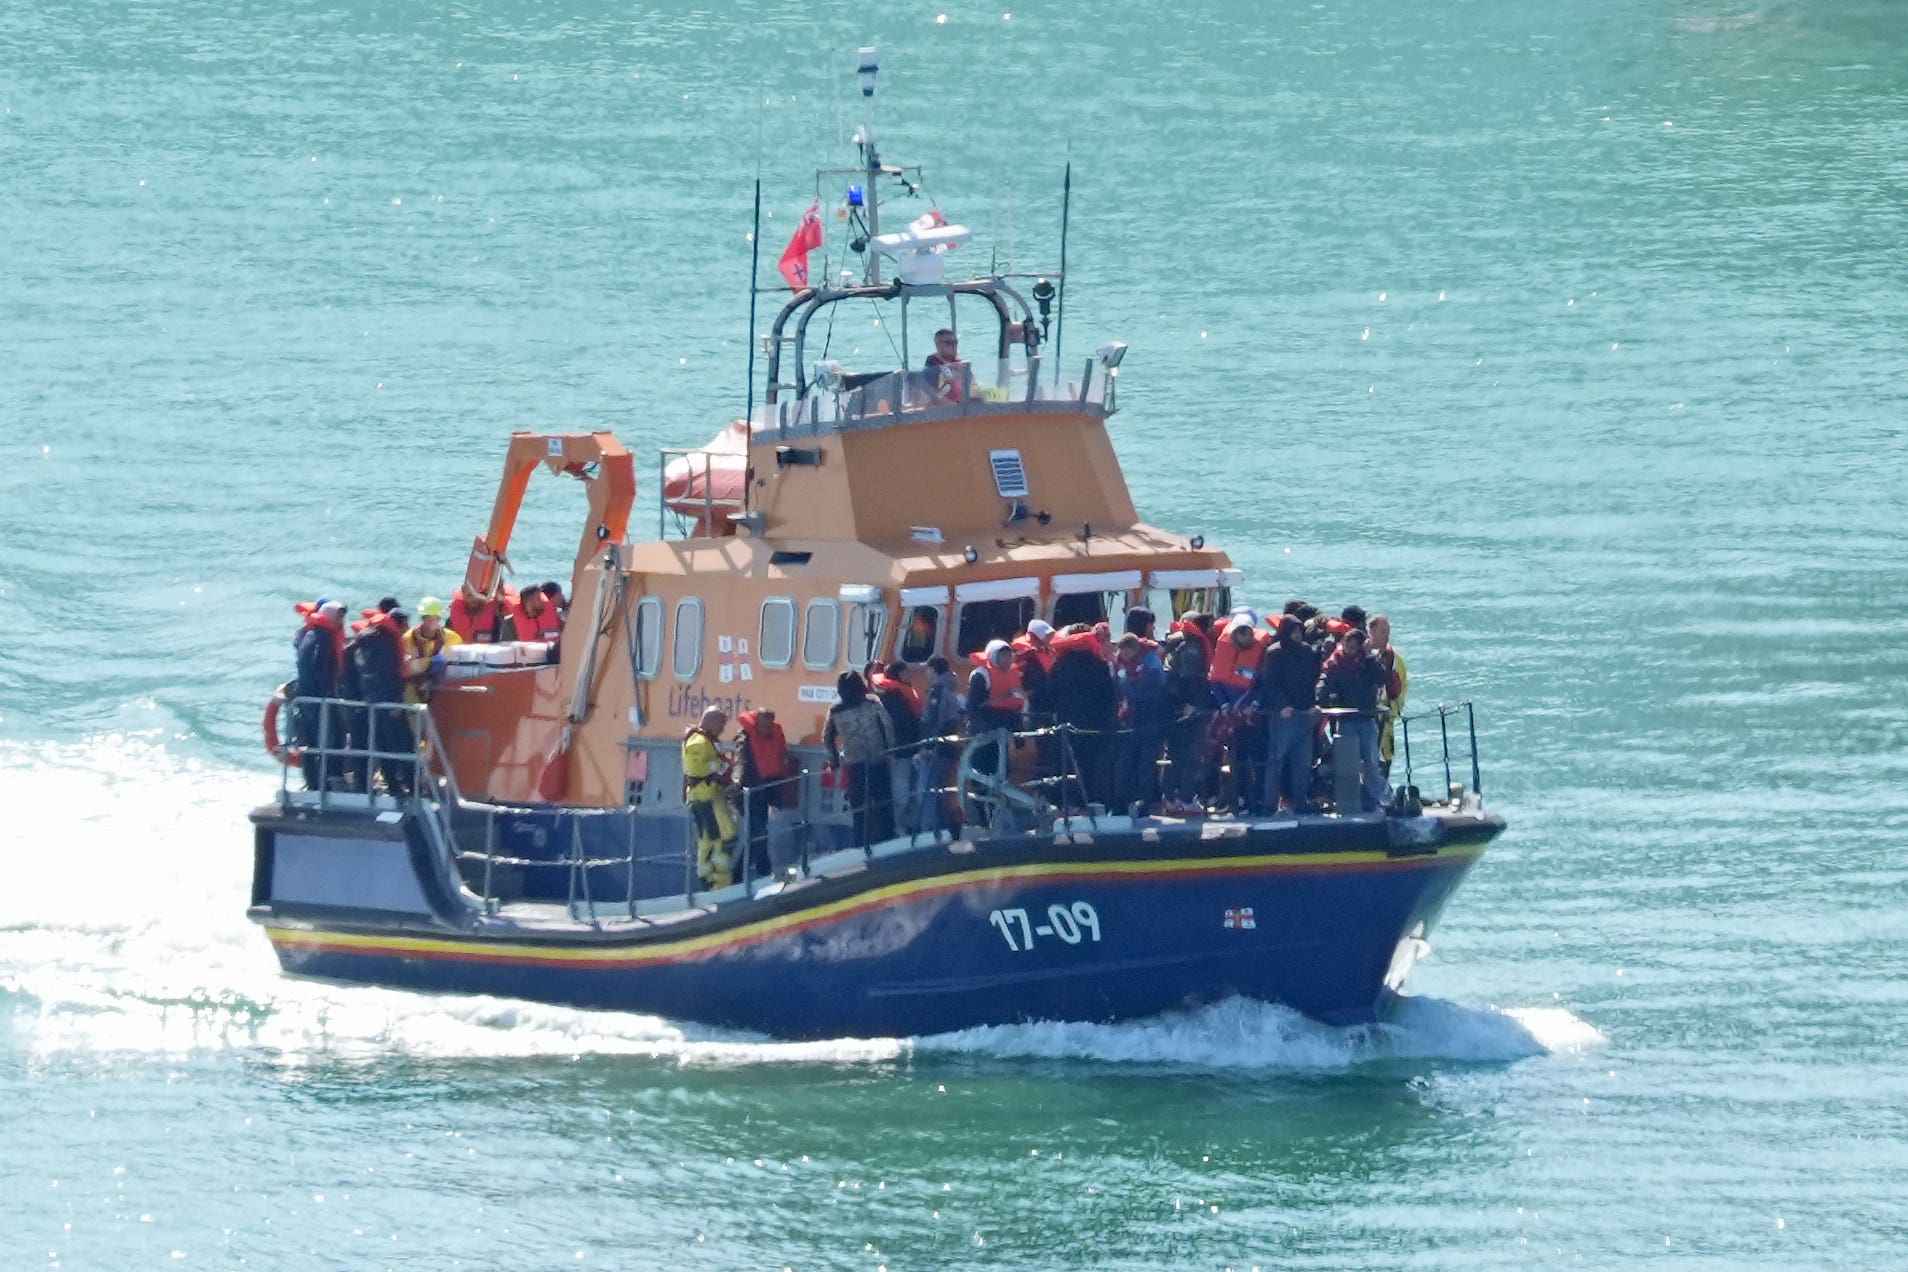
[247,47,1505,1040]
[660,419,750,534]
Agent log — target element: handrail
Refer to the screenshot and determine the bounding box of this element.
[1396,702,1483,803]
[270,694,1489,925]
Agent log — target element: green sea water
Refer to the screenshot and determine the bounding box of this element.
[4,1,1907,1266]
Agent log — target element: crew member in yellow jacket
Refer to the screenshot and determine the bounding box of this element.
[682,707,736,888]
[1370,614,1409,770]
[402,597,463,705]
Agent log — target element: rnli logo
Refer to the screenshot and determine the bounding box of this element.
[1223,907,1256,930]
[717,635,754,685]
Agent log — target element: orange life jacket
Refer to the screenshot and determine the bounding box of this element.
[1210,629,1271,692]
[508,595,563,642]
[1168,617,1216,663]
[351,608,404,642]
[969,655,1026,714]
[736,710,792,782]
[448,594,501,643]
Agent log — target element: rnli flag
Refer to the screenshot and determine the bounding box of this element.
[1223,907,1257,930]
[778,201,825,289]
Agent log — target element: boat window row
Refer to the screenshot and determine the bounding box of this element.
[632,594,890,681]
[631,577,1235,682]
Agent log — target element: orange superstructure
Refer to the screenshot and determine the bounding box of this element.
[419,119,1244,809]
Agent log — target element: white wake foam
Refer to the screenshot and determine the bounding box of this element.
[915,993,1602,1070]
[0,736,1599,1070]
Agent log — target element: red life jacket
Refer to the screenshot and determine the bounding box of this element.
[295,601,345,677]
[968,655,1025,714]
[508,595,563,642]
[871,672,923,718]
[1011,634,1057,674]
[448,594,501,643]
[1052,628,1102,656]
[736,710,792,782]
[1210,628,1271,692]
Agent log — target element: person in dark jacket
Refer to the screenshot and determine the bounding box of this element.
[1112,633,1170,811]
[1159,613,1216,812]
[1043,628,1119,807]
[824,672,896,846]
[734,707,795,878]
[1253,615,1323,812]
[869,660,923,832]
[292,600,348,791]
[1315,627,1390,812]
[351,607,414,797]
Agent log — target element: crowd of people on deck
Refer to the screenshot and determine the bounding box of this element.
[285,583,568,795]
[678,599,1409,889]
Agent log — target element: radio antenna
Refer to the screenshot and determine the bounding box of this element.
[1054,158,1072,386]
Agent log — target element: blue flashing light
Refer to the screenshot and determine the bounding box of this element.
[846,185,865,208]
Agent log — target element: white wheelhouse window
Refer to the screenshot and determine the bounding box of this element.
[759,596,797,670]
[671,598,704,680]
[845,602,889,670]
[634,595,664,679]
[803,598,841,670]
[897,605,943,662]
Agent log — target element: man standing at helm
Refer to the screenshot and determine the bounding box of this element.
[682,707,736,889]
[924,328,970,403]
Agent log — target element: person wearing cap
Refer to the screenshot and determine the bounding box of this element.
[966,640,1024,734]
[403,598,462,705]
[1011,619,1058,720]
[292,599,349,791]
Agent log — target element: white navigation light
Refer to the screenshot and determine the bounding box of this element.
[858,46,878,98]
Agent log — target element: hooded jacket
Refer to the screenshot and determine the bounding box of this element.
[1316,644,1390,715]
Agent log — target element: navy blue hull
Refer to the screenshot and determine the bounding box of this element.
[259,817,1493,1039]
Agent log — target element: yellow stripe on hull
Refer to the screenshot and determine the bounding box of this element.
[264,842,1486,969]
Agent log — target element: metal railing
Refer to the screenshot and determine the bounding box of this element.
[1397,701,1483,803]
[657,446,747,540]
[272,693,1487,927]
[274,694,465,811]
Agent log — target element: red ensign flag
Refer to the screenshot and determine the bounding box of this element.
[778,202,825,289]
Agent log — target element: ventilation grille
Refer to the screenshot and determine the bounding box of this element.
[989,448,1029,498]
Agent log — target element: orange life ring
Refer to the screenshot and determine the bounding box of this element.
[263,681,300,766]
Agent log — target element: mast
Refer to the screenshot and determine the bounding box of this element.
[856,45,881,284]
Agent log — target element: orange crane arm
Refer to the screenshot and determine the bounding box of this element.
[461,432,636,598]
